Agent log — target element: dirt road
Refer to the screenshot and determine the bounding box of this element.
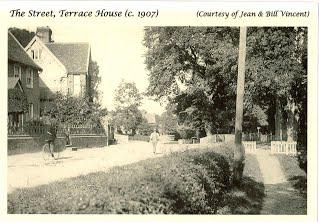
[8,141,161,193]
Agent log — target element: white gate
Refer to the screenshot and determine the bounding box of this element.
[243,141,257,154]
[271,141,297,156]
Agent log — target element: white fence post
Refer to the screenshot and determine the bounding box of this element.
[243,141,257,154]
[270,141,297,156]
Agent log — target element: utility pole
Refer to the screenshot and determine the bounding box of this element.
[233,26,247,186]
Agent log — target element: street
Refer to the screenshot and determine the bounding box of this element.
[8,141,163,193]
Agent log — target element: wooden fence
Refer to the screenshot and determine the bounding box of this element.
[270,141,297,156]
[128,135,149,142]
[8,122,105,136]
[242,133,277,142]
[242,141,257,154]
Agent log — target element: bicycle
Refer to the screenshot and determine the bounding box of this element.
[42,140,60,161]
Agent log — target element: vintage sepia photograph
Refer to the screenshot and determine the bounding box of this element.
[7,24,308,215]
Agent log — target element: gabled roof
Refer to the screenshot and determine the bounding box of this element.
[45,42,90,74]
[8,32,42,71]
[8,77,23,91]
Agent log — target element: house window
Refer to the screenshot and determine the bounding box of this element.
[26,68,34,88]
[31,49,41,60]
[28,103,34,119]
[40,107,44,117]
[13,64,21,78]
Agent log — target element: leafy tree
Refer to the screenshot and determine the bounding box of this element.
[42,92,107,126]
[144,27,239,135]
[113,80,142,109]
[136,117,153,136]
[243,104,268,132]
[111,107,143,135]
[177,124,196,139]
[158,103,179,135]
[144,26,308,177]
[245,27,306,136]
[9,27,35,47]
[88,61,102,102]
[8,89,28,113]
[144,27,306,140]
[245,27,307,171]
[112,80,143,135]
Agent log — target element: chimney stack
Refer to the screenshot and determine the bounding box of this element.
[36,26,52,43]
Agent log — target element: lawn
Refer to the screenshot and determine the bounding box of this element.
[219,154,265,214]
[277,154,307,196]
[8,145,265,214]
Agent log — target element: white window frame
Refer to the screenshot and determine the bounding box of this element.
[13,64,21,78]
[26,68,34,88]
[28,103,34,119]
[31,49,41,60]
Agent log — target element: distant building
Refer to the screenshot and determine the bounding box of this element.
[8,32,42,130]
[24,26,93,115]
[141,110,157,127]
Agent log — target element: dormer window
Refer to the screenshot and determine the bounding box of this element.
[31,49,42,60]
[13,64,21,78]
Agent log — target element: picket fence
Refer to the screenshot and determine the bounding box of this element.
[242,141,257,154]
[270,141,297,156]
[8,122,105,136]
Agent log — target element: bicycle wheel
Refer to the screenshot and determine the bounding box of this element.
[42,143,53,161]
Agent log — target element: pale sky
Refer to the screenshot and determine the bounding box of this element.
[12,24,165,115]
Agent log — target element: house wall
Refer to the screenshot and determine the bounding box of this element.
[25,40,67,95]
[68,73,87,97]
[8,61,40,120]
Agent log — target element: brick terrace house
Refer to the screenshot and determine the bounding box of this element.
[24,26,93,116]
[8,32,42,131]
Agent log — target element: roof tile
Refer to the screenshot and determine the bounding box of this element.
[8,77,21,89]
[45,42,90,74]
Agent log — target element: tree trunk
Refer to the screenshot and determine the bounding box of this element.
[204,122,213,137]
[286,96,298,142]
[233,26,247,186]
[275,97,283,141]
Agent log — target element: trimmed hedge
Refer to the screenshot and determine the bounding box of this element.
[8,148,232,214]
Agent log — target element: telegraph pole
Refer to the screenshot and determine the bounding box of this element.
[233,26,247,186]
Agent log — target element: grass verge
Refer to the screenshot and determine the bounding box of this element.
[219,154,265,214]
[8,145,265,214]
[277,154,307,196]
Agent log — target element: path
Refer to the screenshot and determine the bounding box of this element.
[255,149,286,184]
[255,148,307,214]
[7,141,164,193]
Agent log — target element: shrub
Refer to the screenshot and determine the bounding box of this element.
[136,119,153,136]
[297,147,307,173]
[8,147,232,214]
[177,125,196,139]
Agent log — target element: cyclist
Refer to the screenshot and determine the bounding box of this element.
[46,122,57,158]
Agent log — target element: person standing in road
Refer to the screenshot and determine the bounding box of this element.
[150,129,160,154]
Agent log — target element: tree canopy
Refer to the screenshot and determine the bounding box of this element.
[88,61,102,103]
[144,26,307,140]
[111,80,144,135]
[42,92,107,126]
[9,27,35,47]
[144,26,307,172]
[144,27,239,134]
